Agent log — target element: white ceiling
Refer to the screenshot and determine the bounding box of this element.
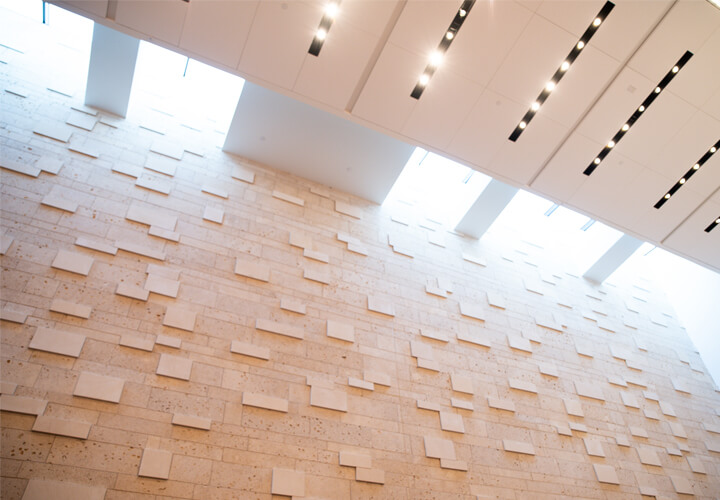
[55,0,720,272]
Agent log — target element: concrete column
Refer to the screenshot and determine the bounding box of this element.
[455,179,518,239]
[583,234,643,283]
[84,23,139,117]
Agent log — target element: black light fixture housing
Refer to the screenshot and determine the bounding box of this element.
[654,139,719,209]
[705,216,720,233]
[410,0,475,100]
[509,1,615,142]
[309,2,340,56]
[583,50,693,176]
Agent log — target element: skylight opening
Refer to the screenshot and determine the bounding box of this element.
[383,148,491,227]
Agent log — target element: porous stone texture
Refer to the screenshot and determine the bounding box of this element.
[1,20,719,499]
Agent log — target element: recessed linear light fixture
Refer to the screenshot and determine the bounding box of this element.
[509,1,615,142]
[654,139,720,209]
[309,1,340,56]
[410,0,475,100]
[705,216,720,233]
[583,50,693,176]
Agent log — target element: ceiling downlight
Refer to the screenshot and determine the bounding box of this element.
[309,2,340,56]
[654,139,720,209]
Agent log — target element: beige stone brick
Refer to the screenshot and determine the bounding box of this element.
[126,203,177,230]
[303,248,329,263]
[272,468,305,496]
[355,467,385,484]
[74,237,117,255]
[256,318,304,340]
[367,296,394,316]
[231,164,255,183]
[51,249,94,275]
[148,225,181,242]
[230,341,270,360]
[145,274,180,298]
[203,205,224,224]
[420,328,449,342]
[172,413,212,430]
[439,412,465,433]
[116,282,150,301]
[687,456,706,474]
[451,375,474,394]
[334,200,361,219]
[459,302,485,321]
[21,479,106,500]
[234,259,270,282]
[488,396,515,412]
[0,381,17,394]
[348,377,373,391]
[156,334,182,349]
[440,459,468,471]
[583,439,605,457]
[32,416,91,439]
[30,327,85,357]
[669,421,687,438]
[327,319,354,342]
[593,464,619,485]
[508,378,537,394]
[424,436,456,460]
[507,334,532,353]
[202,184,229,199]
[537,362,558,377]
[417,358,441,371]
[50,299,92,319]
[280,297,307,314]
[163,306,196,331]
[310,386,347,412]
[0,395,48,415]
[272,189,305,206]
[410,340,434,360]
[670,475,693,495]
[138,448,173,479]
[363,370,391,387]
[73,371,125,403]
[116,240,166,260]
[135,173,171,194]
[450,398,474,411]
[503,440,535,455]
[457,330,491,348]
[575,381,604,401]
[156,354,193,380]
[339,451,372,469]
[629,426,648,438]
[0,306,28,324]
[242,392,288,413]
[304,266,331,284]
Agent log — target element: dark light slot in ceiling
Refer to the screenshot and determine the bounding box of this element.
[410,0,475,100]
[509,1,615,142]
[583,50,693,176]
[655,139,719,209]
[705,216,720,233]
[309,1,340,56]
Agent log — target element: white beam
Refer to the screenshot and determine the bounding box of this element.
[455,179,518,239]
[84,23,139,117]
[583,234,643,283]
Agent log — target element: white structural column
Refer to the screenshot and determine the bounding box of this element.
[583,234,643,283]
[84,23,139,117]
[455,179,518,239]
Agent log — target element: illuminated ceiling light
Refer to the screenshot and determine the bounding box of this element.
[672,65,679,73]
[508,1,615,142]
[309,1,341,56]
[704,215,720,233]
[594,158,601,164]
[519,121,527,129]
[411,0,475,99]
[584,50,693,175]
[654,138,719,209]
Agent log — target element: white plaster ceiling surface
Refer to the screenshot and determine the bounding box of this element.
[54,0,720,271]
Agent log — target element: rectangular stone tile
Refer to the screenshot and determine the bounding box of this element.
[417,358,440,371]
[659,401,676,417]
[32,416,91,439]
[203,205,224,224]
[234,259,270,282]
[51,249,94,275]
[335,200,362,219]
[68,142,100,158]
[230,341,270,360]
[116,241,166,260]
[620,392,640,408]
[30,327,85,357]
[417,400,441,412]
[615,435,630,447]
[280,298,306,314]
[327,320,354,342]
[5,86,29,97]
[643,408,660,420]
[488,396,515,412]
[563,398,584,417]
[75,237,117,255]
[22,479,105,500]
[420,328,449,342]
[116,282,150,301]
[36,156,63,174]
[71,104,98,116]
[66,112,96,131]
[145,274,180,297]
[507,334,532,353]
[439,412,465,433]
[569,422,588,432]
[367,296,394,316]
[451,374,474,394]
[256,319,304,340]
[150,140,184,160]
[1,234,16,255]
[34,122,72,142]
[1,159,40,177]
[356,468,385,484]
[163,306,196,331]
[138,448,173,479]
[136,173,171,194]
[156,334,181,349]
[424,436,455,460]
[303,248,329,263]
[670,476,693,495]
[146,263,180,280]
[508,378,538,394]
[73,371,124,403]
[440,459,468,471]
[112,161,142,178]
[425,284,447,298]
[156,354,193,380]
[687,456,706,474]
[457,330,491,348]
[450,398,473,411]
[0,307,28,323]
[41,190,78,213]
[534,313,562,332]
[148,225,181,242]
[486,291,506,309]
[126,203,178,230]
[119,334,154,351]
[672,378,691,394]
[503,440,535,455]
[231,164,255,183]
[637,446,661,466]
[242,392,288,412]
[538,362,559,377]
[310,386,347,412]
[347,241,369,256]
[575,381,604,401]
[172,413,212,430]
[584,439,605,457]
[272,468,305,496]
[428,232,446,247]
[0,395,47,415]
[303,267,330,284]
[145,155,178,176]
[348,377,373,391]
[556,423,572,436]
[201,184,229,198]
[363,370,391,387]
[669,422,687,438]
[593,464,619,485]
[630,426,648,438]
[339,451,372,469]
[272,190,304,206]
[607,375,627,387]
[1,382,17,394]
[289,231,310,249]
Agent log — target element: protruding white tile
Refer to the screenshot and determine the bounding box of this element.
[138,448,172,479]
[230,341,270,360]
[50,299,92,319]
[327,320,354,342]
[51,250,93,275]
[73,371,124,403]
[203,205,224,224]
[156,354,192,380]
[242,392,288,412]
[503,440,535,455]
[163,306,196,331]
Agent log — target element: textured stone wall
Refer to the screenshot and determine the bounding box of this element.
[1,21,720,500]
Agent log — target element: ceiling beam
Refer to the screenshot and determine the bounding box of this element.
[583,234,643,283]
[454,179,518,239]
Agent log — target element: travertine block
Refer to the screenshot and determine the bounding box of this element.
[670,475,693,495]
[451,374,474,394]
[574,341,594,358]
[626,375,647,388]
[156,354,193,380]
[120,334,154,351]
[0,382,17,394]
[135,173,171,194]
[243,392,289,412]
[410,340,434,360]
[457,329,491,348]
[281,298,307,314]
[538,362,559,377]
[1,234,15,255]
[145,155,177,176]
[303,248,329,263]
[66,112,96,131]
[50,299,92,319]
[32,416,91,439]
[556,423,572,436]
[138,448,173,479]
[112,161,142,178]
[256,319,304,340]
[234,259,270,282]
[327,320,354,342]
[637,446,661,466]
[230,341,270,360]
[126,203,178,230]
[335,200,362,219]
[34,122,72,142]
[659,401,676,417]
[116,241,166,260]
[367,296,395,316]
[424,436,456,460]
[420,328,449,342]
[355,468,385,483]
[145,274,180,297]
[672,379,691,394]
[273,190,305,206]
[669,422,687,438]
[156,334,181,348]
[593,464,619,485]
[704,422,720,434]
[150,140,184,160]
[289,231,310,249]
[68,142,100,158]
[439,412,465,433]
[172,413,211,430]
[630,426,648,438]
[488,396,515,412]
[425,284,447,298]
[459,302,485,321]
[607,375,627,387]
[509,378,537,394]
[417,357,441,371]
[417,400,441,412]
[73,372,124,403]
[462,253,487,266]
[440,459,468,471]
[347,241,369,255]
[163,306,196,331]
[486,291,506,309]
[569,422,588,432]
[575,381,604,401]
[451,398,473,411]
[310,386,347,412]
[364,371,391,387]
[1,159,40,177]
[71,104,98,116]
[643,408,660,420]
[339,451,372,469]
[563,398,584,417]
[620,392,640,408]
[687,456,706,474]
[116,282,150,301]
[231,164,255,183]
[41,190,78,213]
[615,435,630,447]
[203,205,224,224]
[75,237,117,255]
[21,479,105,500]
[584,439,605,457]
[304,267,330,284]
[0,395,48,415]
[0,307,28,323]
[52,250,94,275]
[507,334,532,353]
[503,440,535,455]
[272,468,305,496]
[534,313,562,332]
[148,225,181,242]
[30,327,85,357]
[201,184,229,198]
[348,377,374,391]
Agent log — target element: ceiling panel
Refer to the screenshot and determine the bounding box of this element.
[670,25,720,110]
[663,197,720,270]
[487,15,578,106]
[338,0,402,37]
[535,0,606,38]
[63,0,107,18]
[179,0,258,69]
[237,0,319,90]
[387,0,460,55]
[114,0,188,46]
